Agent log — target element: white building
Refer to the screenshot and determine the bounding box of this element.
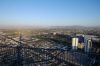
[72,38,79,50]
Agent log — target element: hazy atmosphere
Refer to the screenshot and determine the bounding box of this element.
[0,0,100,27]
[0,0,100,66]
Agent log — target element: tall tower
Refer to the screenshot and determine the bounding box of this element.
[72,38,79,50]
[84,35,92,52]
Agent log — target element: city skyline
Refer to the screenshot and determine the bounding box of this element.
[0,0,100,27]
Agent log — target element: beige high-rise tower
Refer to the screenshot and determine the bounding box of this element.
[72,38,78,50]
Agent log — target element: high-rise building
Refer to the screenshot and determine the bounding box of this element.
[84,38,92,52]
[72,38,79,50]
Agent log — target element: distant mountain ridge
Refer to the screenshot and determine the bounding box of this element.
[0,25,100,30]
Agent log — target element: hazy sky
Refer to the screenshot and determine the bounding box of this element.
[0,0,100,27]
